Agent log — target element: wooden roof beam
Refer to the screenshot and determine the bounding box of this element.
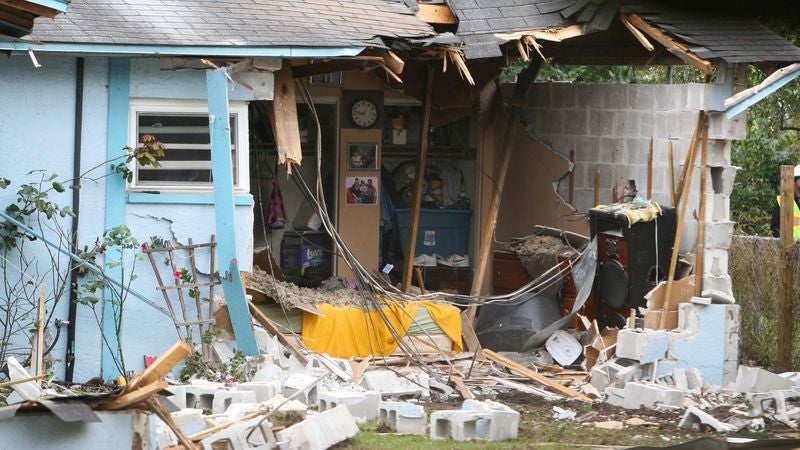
[416,3,457,25]
[623,13,713,75]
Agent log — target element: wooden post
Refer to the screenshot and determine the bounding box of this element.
[568,149,576,205]
[647,137,654,199]
[674,116,703,207]
[594,168,601,207]
[777,165,795,372]
[466,106,517,320]
[694,121,709,296]
[401,64,435,293]
[668,140,676,206]
[659,112,704,329]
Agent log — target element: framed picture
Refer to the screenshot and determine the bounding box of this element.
[345,176,378,205]
[347,143,378,170]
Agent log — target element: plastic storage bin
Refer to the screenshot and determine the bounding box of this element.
[395,208,471,258]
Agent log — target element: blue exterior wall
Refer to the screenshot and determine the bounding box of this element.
[0,55,262,381]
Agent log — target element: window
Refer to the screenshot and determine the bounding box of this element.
[128,100,249,193]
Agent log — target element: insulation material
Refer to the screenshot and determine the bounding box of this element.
[272,63,302,167]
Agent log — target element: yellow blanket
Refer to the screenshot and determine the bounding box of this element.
[594,201,663,226]
[301,300,463,358]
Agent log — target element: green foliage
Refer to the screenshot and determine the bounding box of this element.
[179,349,255,383]
[113,134,166,183]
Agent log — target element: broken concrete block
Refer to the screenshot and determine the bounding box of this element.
[361,369,429,399]
[155,408,206,449]
[616,329,668,363]
[621,382,685,410]
[671,304,740,386]
[212,390,257,415]
[183,381,225,410]
[200,415,276,450]
[164,385,188,409]
[318,390,380,422]
[604,387,625,407]
[690,296,712,305]
[276,405,359,450]
[747,390,800,417]
[235,381,279,402]
[701,289,735,304]
[462,400,520,441]
[730,366,794,393]
[679,406,738,433]
[263,394,308,415]
[281,373,320,405]
[396,403,427,435]
[590,357,643,391]
[704,220,735,249]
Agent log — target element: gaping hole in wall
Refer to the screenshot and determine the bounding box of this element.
[711,166,724,194]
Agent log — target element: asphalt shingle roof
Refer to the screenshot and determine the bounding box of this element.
[447,0,800,63]
[27,0,434,48]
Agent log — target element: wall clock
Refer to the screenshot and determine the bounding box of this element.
[350,98,379,128]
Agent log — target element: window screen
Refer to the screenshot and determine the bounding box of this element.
[135,113,237,187]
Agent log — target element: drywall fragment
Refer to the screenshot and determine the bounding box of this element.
[277,405,358,450]
[730,366,794,393]
[679,406,738,433]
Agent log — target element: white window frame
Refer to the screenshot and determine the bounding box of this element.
[127,99,250,194]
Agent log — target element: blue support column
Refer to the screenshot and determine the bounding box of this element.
[102,58,130,379]
[206,69,258,356]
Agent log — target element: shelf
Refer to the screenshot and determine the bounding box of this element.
[381,144,476,160]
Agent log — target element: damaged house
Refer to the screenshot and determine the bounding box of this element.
[2,0,800,448]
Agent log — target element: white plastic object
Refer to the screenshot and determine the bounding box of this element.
[7,356,42,401]
[545,330,582,366]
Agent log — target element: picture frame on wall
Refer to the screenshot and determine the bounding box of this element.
[345,176,378,205]
[347,143,378,170]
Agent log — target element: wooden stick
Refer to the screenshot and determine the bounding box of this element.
[594,168,601,207]
[401,64,435,293]
[668,140,676,206]
[449,374,476,400]
[659,112,704,329]
[125,340,190,394]
[694,122,709,297]
[148,397,198,450]
[466,105,518,325]
[623,14,713,75]
[569,149,576,205]
[778,165,796,372]
[414,267,426,294]
[674,114,704,206]
[101,380,168,411]
[619,13,655,51]
[248,300,308,365]
[189,410,264,442]
[482,349,592,402]
[0,374,46,388]
[647,137,654,199]
[31,281,45,381]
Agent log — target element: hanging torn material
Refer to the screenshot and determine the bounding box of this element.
[272,62,303,168]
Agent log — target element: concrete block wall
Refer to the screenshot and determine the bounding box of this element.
[523,81,743,298]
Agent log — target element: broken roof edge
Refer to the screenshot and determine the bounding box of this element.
[725,63,800,119]
[25,0,69,14]
[0,40,366,58]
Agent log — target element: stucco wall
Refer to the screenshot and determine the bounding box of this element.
[0,56,266,381]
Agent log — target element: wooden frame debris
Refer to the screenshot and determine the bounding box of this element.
[622,14,713,75]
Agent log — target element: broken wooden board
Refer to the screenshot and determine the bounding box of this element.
[272,62,303,166]
[100,380,168,411]
[644,276,695,329]
[483,349,592,402]
[416,3,457,24]
[449,374,476,400]
[124,341,190,394]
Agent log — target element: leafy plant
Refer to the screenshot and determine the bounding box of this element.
[179,349,255,383]
[111,134,166,183]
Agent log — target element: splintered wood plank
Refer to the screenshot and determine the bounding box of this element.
[248,300,308,365]
[449,374,476,400]
[482,349,592,402]
[623,14,713,75]
[101,380,168,411]
[125,340,190,394]
[273,63,303,166]
[416,3,457,24]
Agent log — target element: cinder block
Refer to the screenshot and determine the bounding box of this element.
[601,84,629,110]
[627,85,656,111]
[564,109,589,135]
[396,403,427,434]
[590,357,643,391]
[183,382,225,410]
[639,112,655,137]
[747,390,800,416]
[708,165,739,196]
[616,329,668,363]
[705,221,735,249]
[361,369,429,400]
[235,382,279,403]
[703,274,734,297]
[605,387,626,407]
[462,400,520,441]
[430,410,494,441]
[276,405,359,450]
[281,373,320,405]
[318,390,380,422]
[679,406,738,432]
[165,385,187,409]
[706,139,732,167]
[212,390,257,415]
[730,366,794,393]
[200,416,276,450]
[703,248,729,277]
[622,382,685,409]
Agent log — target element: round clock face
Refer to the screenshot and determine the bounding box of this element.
[350,99,378,128]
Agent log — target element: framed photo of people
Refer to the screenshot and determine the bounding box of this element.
[347,143,378,170]
[345,176,378,205]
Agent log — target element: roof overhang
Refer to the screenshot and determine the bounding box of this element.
[0,40,365,58]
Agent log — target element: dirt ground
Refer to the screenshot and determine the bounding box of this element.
[334,393,791,449]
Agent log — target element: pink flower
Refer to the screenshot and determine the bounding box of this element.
[173,271,180,281]
[140,243,148,251]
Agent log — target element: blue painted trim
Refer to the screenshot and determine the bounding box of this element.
[127,192,254,206]
[725,70,800,118]
[0,40,364,58]
[27,0,69,13]
[102,58,130,380]
[207,69,258,356]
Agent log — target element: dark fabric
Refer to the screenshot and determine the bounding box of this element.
[770,194,800,238]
